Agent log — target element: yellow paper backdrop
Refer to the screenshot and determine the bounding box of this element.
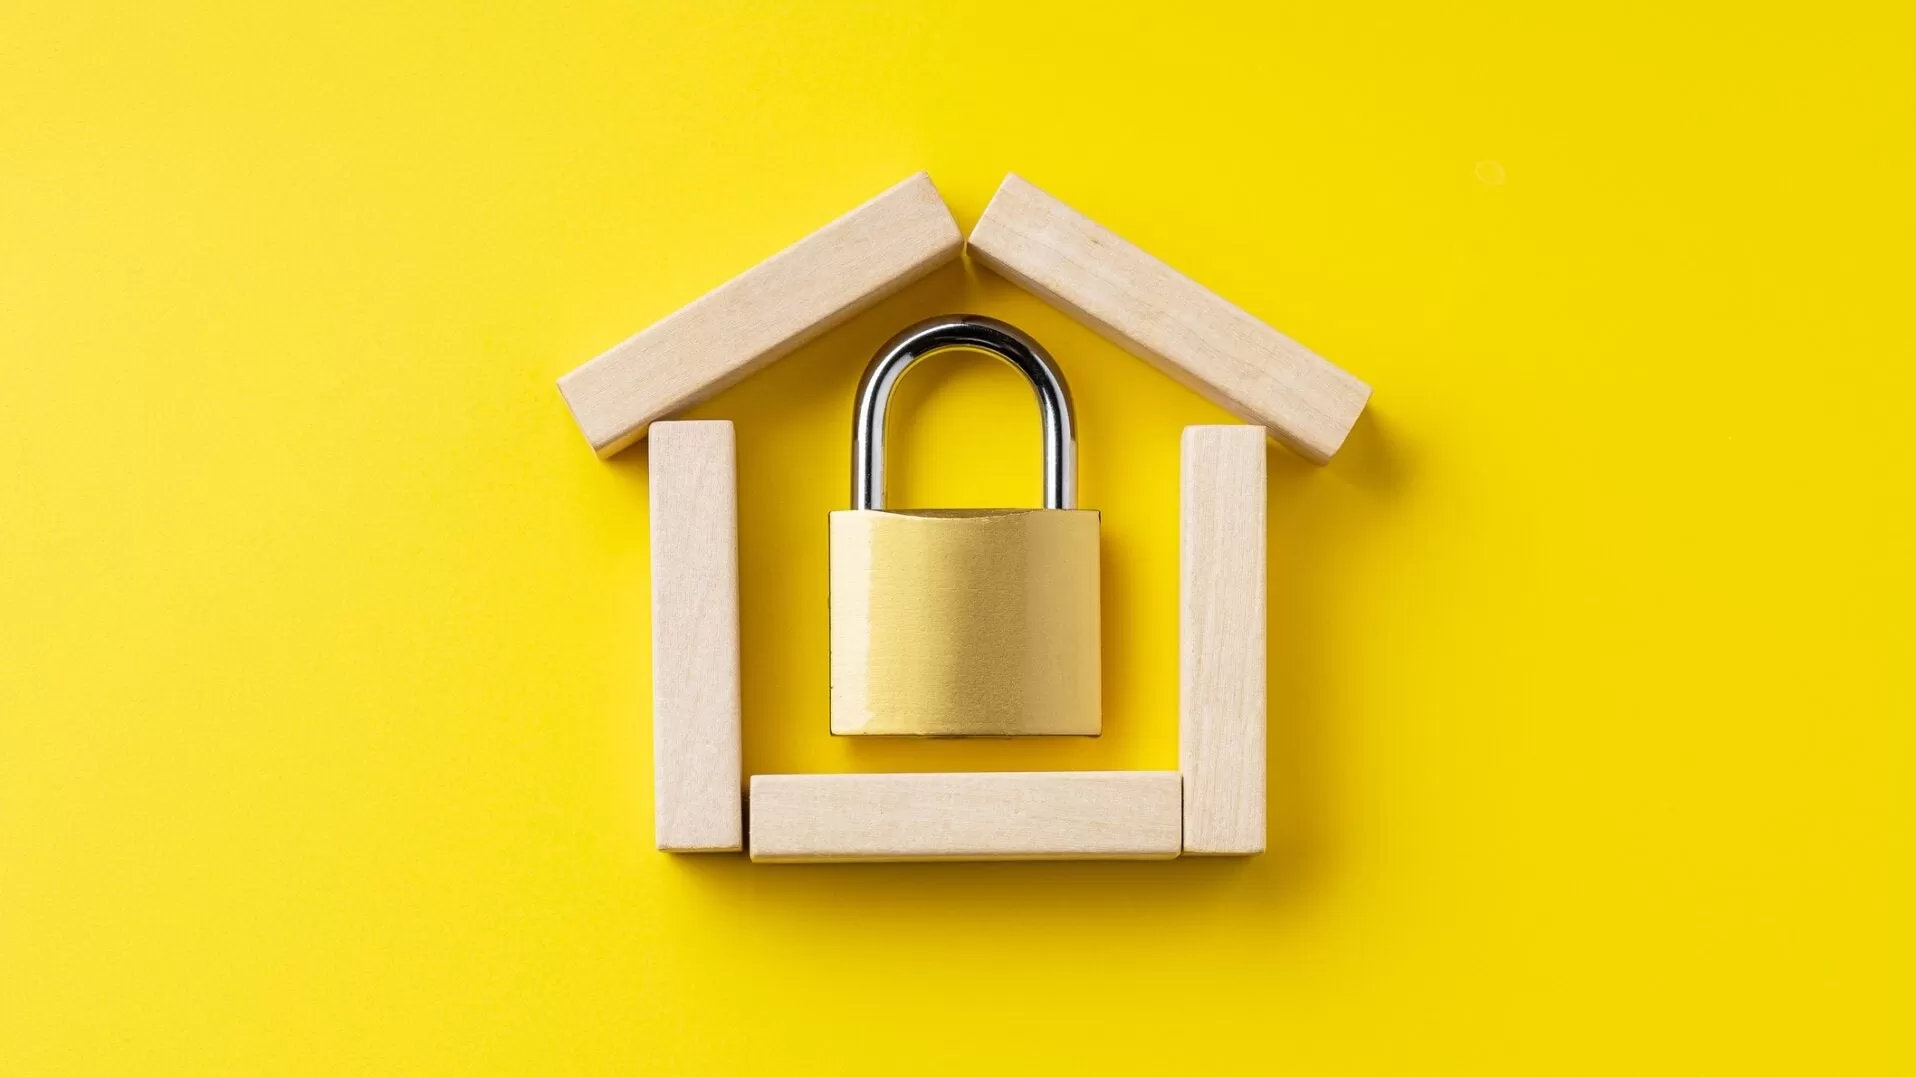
[3,1,1912,1073]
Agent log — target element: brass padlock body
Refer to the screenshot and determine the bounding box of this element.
[830,508,1101,736]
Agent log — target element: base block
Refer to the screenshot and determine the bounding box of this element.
[748,771,1182,863]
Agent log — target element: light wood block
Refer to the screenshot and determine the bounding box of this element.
[748,771,1182,863]
[968,174,1371,464]
[649,421,742,851]
[560,173,962,457]
[1179,426,1267,855]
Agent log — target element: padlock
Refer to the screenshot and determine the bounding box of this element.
[830,315,1101,736]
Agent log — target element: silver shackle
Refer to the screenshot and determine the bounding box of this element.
[851,315,1077,511]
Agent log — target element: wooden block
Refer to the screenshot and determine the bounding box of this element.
[1179,426,1267,855]
[748,772,1182,863]
[649,421,742,851]
[560,173,962,457]
[968,174,1370,464]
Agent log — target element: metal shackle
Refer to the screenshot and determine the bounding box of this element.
[851,315,1077,512]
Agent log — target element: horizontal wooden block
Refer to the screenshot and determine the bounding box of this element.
[968,173,1370,464]
[559,173,962,457]
[649,421,742,851]
[1179,425,1267,855]
[748,771,1181,863]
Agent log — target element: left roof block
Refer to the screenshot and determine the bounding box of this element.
[558,173,963,457]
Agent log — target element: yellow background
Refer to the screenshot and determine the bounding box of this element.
[4,1,1912,1072]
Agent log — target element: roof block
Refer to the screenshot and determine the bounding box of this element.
[969,174,1370,464]
[559,173,962,457]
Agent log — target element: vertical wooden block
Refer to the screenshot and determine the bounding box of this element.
[649,421,742,852]
[559,173,962,457]
[748,772,1182,863]
[969,174,1370,464]
[1180,425,1267,855]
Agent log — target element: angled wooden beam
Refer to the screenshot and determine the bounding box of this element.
[748,772,1182,863]
[1179,425,1268,854]
[649,421,742,851]
[968,174,1370,464]
[560,173,962,457]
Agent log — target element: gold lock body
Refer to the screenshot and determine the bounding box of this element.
[830,508,1101,736]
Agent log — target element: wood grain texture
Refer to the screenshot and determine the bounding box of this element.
[968,173,1370,464]
[559,173,962,457]
[1179,426,1267,855]
[747,771,1181,862]
[649,421,742,851]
